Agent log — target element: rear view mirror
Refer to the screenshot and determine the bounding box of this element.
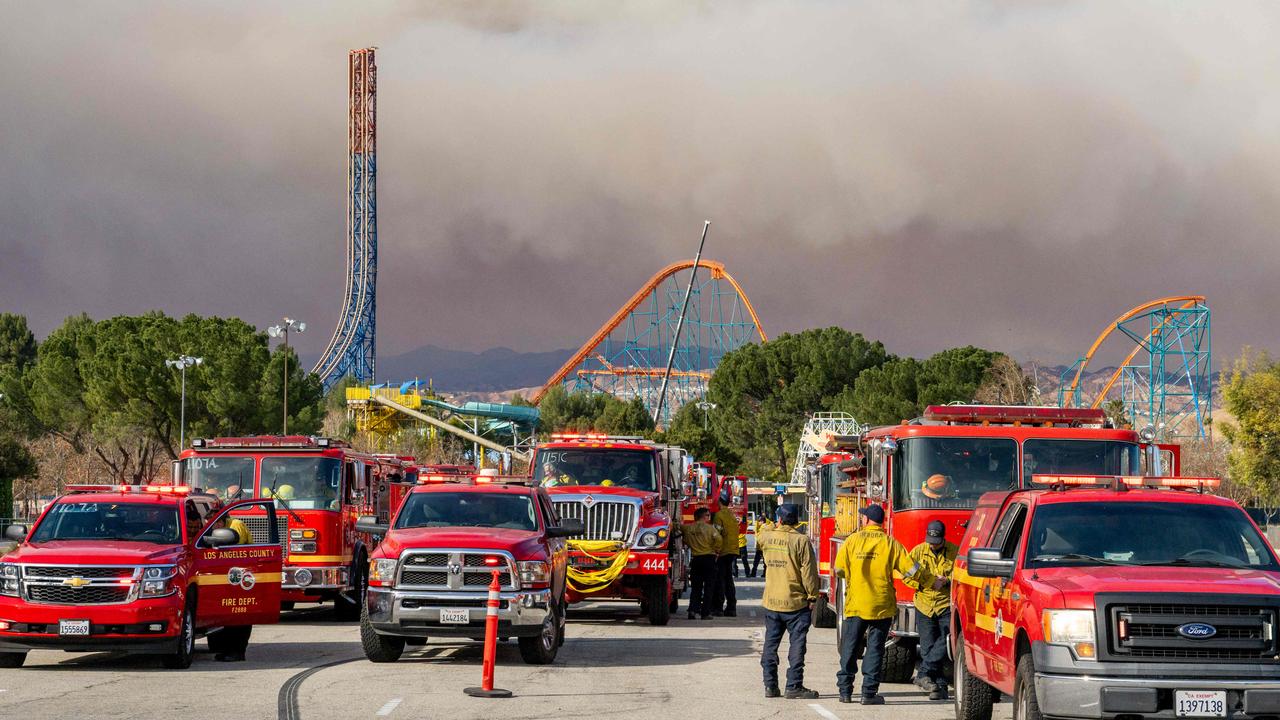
[355,515,389,535]
[680,481,693,498]
[5,524,28,542]
[967,547,1015,579]
[548,519,585,538]
[202,528,240,548]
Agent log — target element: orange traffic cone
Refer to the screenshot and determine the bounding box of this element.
[464,563,512,698]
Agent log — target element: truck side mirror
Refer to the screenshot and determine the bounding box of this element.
[966,547,1015,579]
[355,515,389,535]
[5,524,28,542]
[547,519,585,538]
[171,460,182,483]
[680,480,693,498]
[201,528,240,548]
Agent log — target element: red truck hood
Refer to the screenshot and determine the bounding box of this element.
[381,527,542,557]
[4,540,184,565]
[1036,565,1280,607]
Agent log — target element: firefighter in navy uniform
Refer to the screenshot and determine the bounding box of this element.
[758,503,821,700]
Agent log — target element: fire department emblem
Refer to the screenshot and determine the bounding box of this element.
[582,495,596,508]
[228,567,256,591]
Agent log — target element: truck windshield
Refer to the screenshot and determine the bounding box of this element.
[534,449,656,491]
[395,492,537,531]
[896,437,1017,510]
[183,456,255,503]
[1022,439,1141,485]
[260,457,341,511]
[30,502,181,544]
[1026,501,1279,570]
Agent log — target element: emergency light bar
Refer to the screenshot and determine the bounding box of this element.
[547,433,649,443]
[64,484,193,495]
[192,436,348,450]
[417,474,530,486]
[924,405,1108,427]
[1030,474,1221,491]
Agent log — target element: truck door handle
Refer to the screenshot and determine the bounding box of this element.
[983,585,991,602]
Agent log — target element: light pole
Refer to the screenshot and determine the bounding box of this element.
[165,355,204,450]
[267,318,305,434]
[695,401,717,430]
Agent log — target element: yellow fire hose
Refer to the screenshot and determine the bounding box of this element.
[565,540,631,594]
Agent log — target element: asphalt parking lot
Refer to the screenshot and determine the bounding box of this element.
[0,577,1012,720]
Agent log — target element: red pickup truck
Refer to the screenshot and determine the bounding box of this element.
[952,475,1280,720]
[356,475,582,665]
[0,485,282,669]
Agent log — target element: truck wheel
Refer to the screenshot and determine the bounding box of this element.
[1014,654,1044,720]
[334,564,367,621]
[161,596,197,669]
[955,633,995,720]
[813,593,838,629]
[519,603,560,665]
[0,651,26,668]
[645,578,671,626]
[882,638,916,683]
[359,599,404,663]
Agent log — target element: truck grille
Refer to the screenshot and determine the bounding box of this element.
[395,550,517,591]
[27,585,132,605]
[1102,594,1280,662]
[552,498,639,543]
[22,566,133,579]
[238,515,289,558]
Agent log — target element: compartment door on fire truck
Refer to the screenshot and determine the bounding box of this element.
[194,500,283,626]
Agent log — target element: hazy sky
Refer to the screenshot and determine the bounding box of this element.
[1,1,1274,368]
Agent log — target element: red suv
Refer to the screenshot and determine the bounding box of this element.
[0,485,282,669]
[356,475,581,665]
[952,475,1280,720]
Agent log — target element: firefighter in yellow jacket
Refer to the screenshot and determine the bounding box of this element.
[903,519,957,701]
[710,487,740,616]
[680,508,721,620]
[833,503,923,705]
[758,503,820,700]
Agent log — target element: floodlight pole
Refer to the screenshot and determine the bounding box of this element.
[166,355,204,451]
[268,318,306,434]
[653,220,710,426]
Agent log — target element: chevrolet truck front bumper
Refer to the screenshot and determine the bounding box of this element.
[1033,642,1280,719]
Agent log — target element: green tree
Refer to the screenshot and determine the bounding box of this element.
[659,401,741,469]
[597,397,655,436]
[1221,350,1280,506]
[707,328,889,481]
[833,346,1006,427]
[257,346,325,436]
[0,437,37,520]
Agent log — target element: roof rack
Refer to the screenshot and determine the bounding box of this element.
[1030,474,1221,493]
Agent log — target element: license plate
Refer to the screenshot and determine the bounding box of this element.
[1176,691,1227,717]
[59,619,90,636]
[439,609,469,625]
[571,557,602,568]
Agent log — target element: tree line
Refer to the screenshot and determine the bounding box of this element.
[0,312,325,512]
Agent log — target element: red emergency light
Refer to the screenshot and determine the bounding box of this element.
[923,405,1108,427]
[65,484,192,495]
[192,436,348,449]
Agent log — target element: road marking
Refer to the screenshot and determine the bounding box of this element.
[276,655,364,720]
[376,698,402,716]
[809,704,841,720]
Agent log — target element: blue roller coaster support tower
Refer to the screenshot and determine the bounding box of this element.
[314,47,378,388]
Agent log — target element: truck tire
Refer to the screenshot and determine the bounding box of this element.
[813,593,838,628]
[518,603,560,665]
[645,577,671,626]
[882,638,916,683]
[0,651,26,668]
[1014,654,1044,720]
[360,600,404,663]
[955,633,995,720]
[161,595,197,669]
[334,562,367,621]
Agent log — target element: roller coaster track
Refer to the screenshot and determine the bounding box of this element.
[313,48,378,387]
[534,259,766,424]
[1059,295,1211,440]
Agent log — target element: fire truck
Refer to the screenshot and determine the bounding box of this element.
[0,484,282,669]
[812,405,1168,682]
[531,433,689,625]
[176,436,411,619]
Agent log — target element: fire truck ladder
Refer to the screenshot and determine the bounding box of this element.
[790,412,867,486]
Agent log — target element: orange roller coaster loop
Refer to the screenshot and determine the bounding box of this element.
[1062,295,1206,408]
[533,259,766,404]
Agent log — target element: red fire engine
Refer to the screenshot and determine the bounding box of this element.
[531,433,689,625]
[176,436,410,618]
[811,405,1171,683]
